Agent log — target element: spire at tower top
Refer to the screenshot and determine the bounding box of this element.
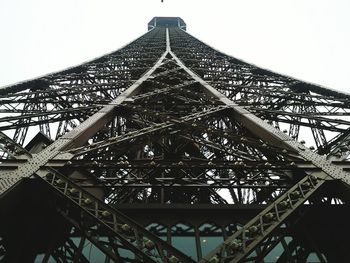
[148,17,186,31]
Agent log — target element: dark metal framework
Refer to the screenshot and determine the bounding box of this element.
[0,17,349,263]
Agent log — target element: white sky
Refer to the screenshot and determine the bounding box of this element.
[0,0,349,93]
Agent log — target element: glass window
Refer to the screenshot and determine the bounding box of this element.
[264,242,284,263]
[34,254,55,263]
[307,252,322,263]
[171,223,197,260]
[199,223,223,257]
[82,240,108,262]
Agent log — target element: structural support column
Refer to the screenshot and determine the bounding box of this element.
[167,28,350,186]
[0,48,169,197]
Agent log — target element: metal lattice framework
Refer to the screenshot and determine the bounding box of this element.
[0,17,349,263]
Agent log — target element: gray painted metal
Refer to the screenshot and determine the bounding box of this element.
[0,17,349,263]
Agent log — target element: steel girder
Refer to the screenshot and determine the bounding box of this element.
[0,18,350,263]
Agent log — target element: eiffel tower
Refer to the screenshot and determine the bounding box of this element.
[0,16,349,263]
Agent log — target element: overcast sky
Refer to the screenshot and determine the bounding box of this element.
[0,0,349,93]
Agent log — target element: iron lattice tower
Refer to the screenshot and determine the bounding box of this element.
[0,17,349,263]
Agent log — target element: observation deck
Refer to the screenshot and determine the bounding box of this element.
[148,17,186,31]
